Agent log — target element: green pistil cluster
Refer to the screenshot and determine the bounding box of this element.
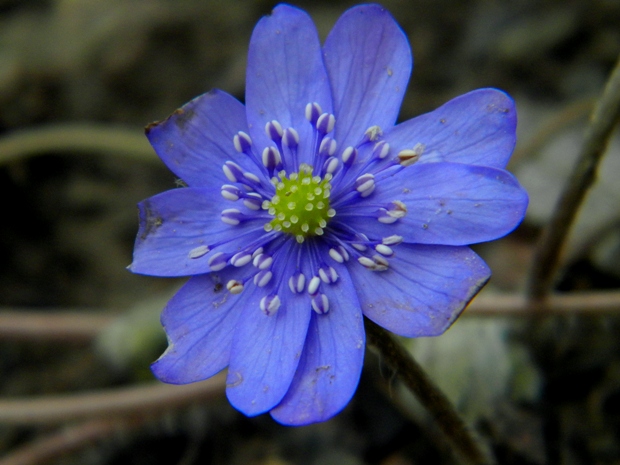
[263,164,336,243]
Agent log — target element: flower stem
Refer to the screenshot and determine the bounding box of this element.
[527,52,620,300]
[364,318,494,465]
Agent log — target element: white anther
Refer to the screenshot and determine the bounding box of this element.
[243,172,260,184]
[357,255,389,272]
[260,294,281,316]
[254,270,273,287]
[328,247,344,263]
[283,127,299,147]
[352,243,368,252]
[365,125,383,141]
[226,280,244,294]
[316,113,336,133]
[319,266,339,284]
[373,254,389,267]
[265,120,283,140]
[262,146,282,170]
[252,247,264,259]
[188,245,210,259]
[221,208,242,225]
[243,192,262,210]
[338,246,350,261]
[230,252,252,267]
[311,294,330,314]
[319,137,337,156]
[355,173,375,197]
[223,162,242,182]
[221,184,240,201]
[252,253,273,270]
[397,143,425,167]
[307,276,321,295]
[387,200,408,218]
[305,102,322,124]
[373,141,390,159]
[375,244,394,256]
[382,235,404,246]
[341,146,357,166]
[208,252,227,271]
[358,256,376,269]
[324,157,340,174]
[288,272,306,293]
[233,131,252,153]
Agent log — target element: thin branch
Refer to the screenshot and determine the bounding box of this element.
[527,53,620,299]
[0,419,121,465]
[0,124,155,165]
[365,318,494,465]
[2,290,619,342]
[0,373,225,425]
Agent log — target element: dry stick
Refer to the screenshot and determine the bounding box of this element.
[3,290,620,343]
[0,419,121,465]
[365,319,493,465]
[0,373,225,425]
[527,53,620,300]
[0,124,155,165]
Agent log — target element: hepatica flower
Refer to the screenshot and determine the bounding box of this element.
[130,4,528,425]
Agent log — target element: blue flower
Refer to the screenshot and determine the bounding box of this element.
[130,4,528,425]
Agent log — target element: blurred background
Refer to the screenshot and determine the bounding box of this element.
[0,0,619,464]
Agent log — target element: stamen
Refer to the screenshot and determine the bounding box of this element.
[288,272,306,294]
[221,184,240,201]
[253,270,273,287]
[372,141,390,159]
[382,235,403,245]
[243,193,263,210]
[265,120,284,141]
[316,113,336,134]
[355,173,375,197]
[221,209,244,225]
[208,252,227,271]
[305,102,322,125]
[188,245,210,259]
[260,294,281,316]
[342,146,357,167]
[283,128,299,148]
[230,251,252,267]
[252,253,273,270]
[364,125,383,142]
[397,143,425,167]
[375,244,394,256]
[318,265,339,284]
[226,280,244,294]
[262,146,282,170]
[357,255,389,272]
[223,161,244,182]
[322,157,339,175]
[307,276,321,295]
[328,247,344,263]
[319,137,337,157]
[233,131,252,153]
[311,294,329,314]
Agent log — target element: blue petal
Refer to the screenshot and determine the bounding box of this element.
[323,4,411,150]
[270,258,365,425]
[245,5,332,166]
[383,89,517,169]
[130,187,266,277]
[349,244,490,337]
[146,89,258,187]
[151,271,253,384]
[339,162,528,246]
[226,241,311,416]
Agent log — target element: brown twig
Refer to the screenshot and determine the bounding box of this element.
[0,419,121,465]
[365,318,494,465]
[2,290,619,343]
[0,373,225,425]
[527,53,620,299]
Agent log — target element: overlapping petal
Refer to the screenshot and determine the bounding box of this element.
[270,258,365,425]
[383,89,516,169]
[226,242,311,416]
[245,4,332,167]
[151,271,253,384]
[339,162,528,246]
[145,89,256,187]
[349,244,489,337]
[130,187,266,277]
[323,4,411,150]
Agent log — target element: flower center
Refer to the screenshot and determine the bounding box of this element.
[263,164,336,243]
